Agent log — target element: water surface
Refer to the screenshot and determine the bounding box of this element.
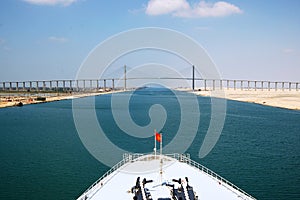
[0,88,299,199]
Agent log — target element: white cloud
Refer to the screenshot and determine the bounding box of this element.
[48,36,68,43]
[283,48,295,54]
[195,26,210,31]
[0,39,11,51]
[3,46,11,51]
[23,0,78,6]
[0,38,5,45]
[146,0,242,18]
[146,0,189,15]
[128,8,145,15]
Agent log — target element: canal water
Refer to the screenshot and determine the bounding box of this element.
[0,88,299,199]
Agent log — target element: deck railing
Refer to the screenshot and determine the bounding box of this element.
[78,153,144,199]
[170,154,256,200]
[78,153,256,200]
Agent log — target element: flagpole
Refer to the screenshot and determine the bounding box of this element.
[160,132,162,156]
[159,132,163,184]
[154,129,157,159]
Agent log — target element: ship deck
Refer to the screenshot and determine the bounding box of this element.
[77,153,255,200]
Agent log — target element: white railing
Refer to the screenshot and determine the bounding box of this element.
[78,153,255,200]
[78,153,145,199]
[168,153,256,200]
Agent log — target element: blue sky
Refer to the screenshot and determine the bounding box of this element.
[0,0,299,82]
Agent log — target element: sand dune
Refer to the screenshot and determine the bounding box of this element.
[0,91,118,108]
[1,89,299,110]
[193,88,300,110]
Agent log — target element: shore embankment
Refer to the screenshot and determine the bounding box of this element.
[1,88,299,111]
[0,91,119,108]
[192,88,300,110]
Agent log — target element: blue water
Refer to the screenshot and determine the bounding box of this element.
[0,88,299,199]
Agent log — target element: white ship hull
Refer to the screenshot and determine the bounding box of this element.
[77,153,256,200]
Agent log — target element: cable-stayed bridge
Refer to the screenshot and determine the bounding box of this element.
[0,65,299,93]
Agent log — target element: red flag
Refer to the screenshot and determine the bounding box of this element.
[155,132,161,142]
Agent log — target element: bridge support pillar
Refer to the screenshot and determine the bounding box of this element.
[76,80,79,92]
[90,80,93,91]
[192,65,195,91]
[36,81,39,91]
[55,81,58,91]
[234,80,236,90]
[227,80,229,90]
[69,80,72,92]
[62,81,65,91]
[124,65,127,91]
[43,81,46,91]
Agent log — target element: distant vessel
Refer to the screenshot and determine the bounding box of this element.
[77,152,256,199]
[16,102,23,107]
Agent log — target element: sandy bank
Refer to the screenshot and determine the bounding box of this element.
[1,88,299,111]
[0,91,120,109]
[192,88,300,110]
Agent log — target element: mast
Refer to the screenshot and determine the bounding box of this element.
[154,129,157,159]
[159,132,163,184]
[124,65,127,91]
[160,132,162,156]
[192,65,195,91]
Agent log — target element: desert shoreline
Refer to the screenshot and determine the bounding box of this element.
[0,91,120,109]
[191,88,300,111]
[1,88,299,111]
